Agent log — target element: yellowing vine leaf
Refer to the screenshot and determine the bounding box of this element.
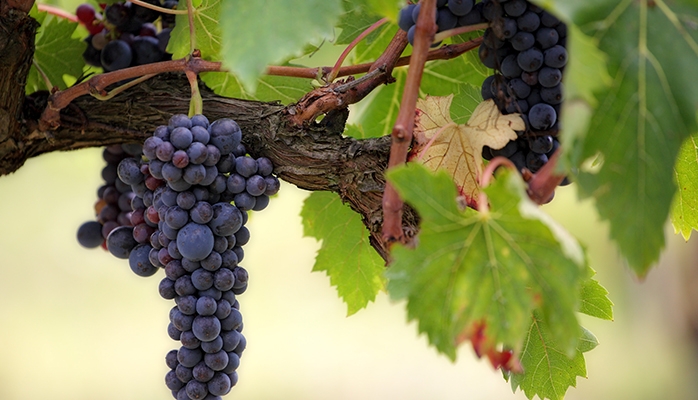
[411,96,524,206]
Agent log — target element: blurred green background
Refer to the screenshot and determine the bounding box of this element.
[7,0,698,398]
[1,148,698,400]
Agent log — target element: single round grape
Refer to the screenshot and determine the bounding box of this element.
[528,103,557,130]
[233,193,256,211]
[457,4,484,26]
[201,251,223,272]
[503,0,527,17]
[177,347,203,368]
[538,67,562,88]
[76,3,96,24]
[175,275,197,296]
[204,350,229,372]
[131,36,164,66]
[166,349,179,370]
[186,142,209,165]
[196,296,218,316]
[209,119,242,154]
[176,191,197,210]
[180,330,201,349]
[232,334,246,356]
[221,330,241,352]
[193,361,215,382]
[191,268,214,291]
[191,114,210,128]
[232,247,245,264]
[398,4,417,32]
[437,7,458,31]
[203,145,221,167]
[175,364,193,383]
[517,47,543,72]
[172,150,190,169]
[245,175,267,196]
[177,294,197,315]
[201,336,224,354]
[235,156,257,178]
[526,151,549,172]
[129,244,158,276]
[159,277,176,300]
[170,127,194,150]
[208,203,243,236]
[186,379,208,400]
[172,310,194,331]
[529,135,554,154]
[165,260,187,280]
[544,45,568,68]
[540,10,561,27]
[507,78,531,99]
[183,164,206,185]
[192,315,222,342]
[226,174,246,194]
[167,322,182,340]
[169,114,192,130]
[540,84,563,105]
[161,162,183,183]
[516,11,540,32]
[252,194,270,211]
[77,221,104,248]
[117,158,143,185]
[220,308,243,332]
[220,250,239,269]
[165,206,188,230]
[177,222,215,261]
[214,268,235,292]
[101,40,132,71]
[165,369,184,391]
[536,27,559,49]
[167,240,182,260]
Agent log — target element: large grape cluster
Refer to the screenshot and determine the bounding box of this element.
[76,144,142,249]
[398,0,485,45]
[76,1,176,72]
[477,0,568,177]
[103,114,280,398]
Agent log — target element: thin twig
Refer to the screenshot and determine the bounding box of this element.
[186,0,196,54]
[327,17,389,83]
[130,0,189,15]
[526,147,565,204]
[32,59,54,91]
[39,58,223,130]
[92,73,158,100]
[382,0,437,245]
[36,4,78,22]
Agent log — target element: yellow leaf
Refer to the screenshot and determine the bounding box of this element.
[411,96,524,206]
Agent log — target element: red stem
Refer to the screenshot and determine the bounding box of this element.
[327,17,389,82]
[382,0,437,245]
[36,4,78,22]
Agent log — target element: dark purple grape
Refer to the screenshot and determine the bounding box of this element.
[129,244,158,276]
[106,226,137,259]
[201,336,224,354]
[252,194,270,211]
[101,40,133,71]
[256,157,273,176]
[507,78,531,99]
[538,67,562,88]
[192,315,222,342]
[187,142,208,165]
[517,47,543,72]
[204,351,229,372]
[233,193,256,211]
[503,0,527,17]
[540,10,561,27]
[535,27,559,49]
[191,268,214,291]
[183,164,206,185]
[500,54,522,78]
[209,119,241,154]
[208,203,243,236]
[530,135,554,154]
[156,141,175,162]
[177,347,203,368]
[165,206,189,230]
[131,36,164,66]
[493,18,517,40]
[190,201,214,224]
[526,151,548,172]
[398,4,417,32]
[180,330,201,349]
[177,222,215,261]
[528,103,557,130]
[207,373,232,396]
[540,84,563,105]
[177,191,197,210]
[516,11,540,32]
[77,221,104,248]
[544,45,568,68]
[169,114,192,130]
[193,362,215,382]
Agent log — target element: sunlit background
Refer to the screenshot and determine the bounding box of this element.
[1,148,697,400]
[6,0,698,398]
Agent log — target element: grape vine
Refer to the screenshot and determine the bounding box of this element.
[2,0,698,399]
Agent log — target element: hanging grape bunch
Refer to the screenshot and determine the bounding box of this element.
[85,114,281,399]
[397,0,569,183]
[76,0,176,71]
[76,144,143,249]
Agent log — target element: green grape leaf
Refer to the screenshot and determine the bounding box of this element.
[337,0,384,45]
[220,0,342,91]
[573,0,698,275]
[386,164,586,360]
[26,14,85,94]
[671,133,698,240]
[509,312,595,400]
[200,71,313,104]
[578,276,613,321]
[168,0,222,60]
[352,21,397,64]
[301,192,385,316]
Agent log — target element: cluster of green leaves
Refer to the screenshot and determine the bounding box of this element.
[25,0,698,398]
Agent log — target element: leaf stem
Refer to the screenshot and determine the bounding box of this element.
[186,69,203,116]
[32,59,55,91]
[187,0,196,55]
[382,0,437,245]
[432,22,489,43]
[130,0,189,15]
[326,17,389,83]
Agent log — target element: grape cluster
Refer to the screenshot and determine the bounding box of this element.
[76,144,142,249]
[109,114,280,399]
[76,1,176,72]
[476,0,568,177]
[398,0,485,45]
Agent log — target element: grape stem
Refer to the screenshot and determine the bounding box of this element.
[433,22,489,43]
[91,73,157,101]
[39,57,223,130]
[129,0,189,15]
[382,0,437,246]
[36,4,78,22]
[32,59,54,91]
[326,17,389,83]
[186,68,203,116]
[526,147,565,204]
[478,156,519,214]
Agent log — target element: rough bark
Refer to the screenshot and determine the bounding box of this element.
[0,6,416,261]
